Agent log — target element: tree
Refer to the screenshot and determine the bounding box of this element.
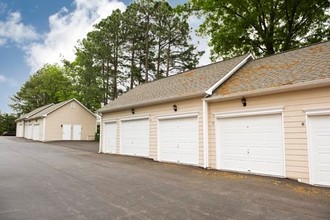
[153,1,202,78]
[10,64,74,114]
[0,113,17,134]
[178,0,330,59]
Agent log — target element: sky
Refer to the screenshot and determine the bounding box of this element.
[0,0,210,114]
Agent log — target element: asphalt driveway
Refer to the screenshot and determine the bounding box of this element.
[0,137,329,220]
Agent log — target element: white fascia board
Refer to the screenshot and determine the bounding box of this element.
[304,108,330,116]
[157,112,199,120]
[205,53,254,96]
[215,106,284,119]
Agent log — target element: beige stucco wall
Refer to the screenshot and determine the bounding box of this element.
[100,97,205,166]
[208,86,330,184]
[45,100,96,141]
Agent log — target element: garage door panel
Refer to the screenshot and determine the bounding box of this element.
[121,119,149,157]
[159,116,198,165]
[309,115,330,186]
[217,113,284,176]
[33,125,39,141]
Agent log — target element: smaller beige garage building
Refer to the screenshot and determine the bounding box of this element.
[19,99,97,142]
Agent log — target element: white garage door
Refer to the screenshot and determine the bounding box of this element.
[33,125,40,141]
[17,124,24,137]
[120,118,149,157]
[217,113,284,176]
[158,116,199,165]
[27,124,33,139]
[308,115,330,186]
[103,122,117,153]
[24,125,28,138]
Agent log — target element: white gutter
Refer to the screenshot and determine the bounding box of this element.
[98,114,103,153]
[205,53,254,95]
[202,98,209,168]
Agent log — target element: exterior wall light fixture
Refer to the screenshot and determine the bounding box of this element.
[241,97,247,107]
[173,104,177,112]
[131,108,135,114]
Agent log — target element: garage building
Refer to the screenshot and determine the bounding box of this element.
[17,99,97,142]
[98,41,330,187]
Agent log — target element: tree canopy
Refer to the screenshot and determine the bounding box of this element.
[178,0,330,59]
[10,64,75,114]
[66,0,202,106]
[0,113,17,134]
[10,0,202,114]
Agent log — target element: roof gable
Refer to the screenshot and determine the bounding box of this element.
[29,98,96,120]
[16,103,54,122]
[98,54,252,113]
[212,41,330,98]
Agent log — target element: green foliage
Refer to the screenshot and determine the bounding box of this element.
[0,113,17,134]
[178,0,330,59]
[10,64,75,114]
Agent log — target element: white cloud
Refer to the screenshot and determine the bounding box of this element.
[0,74,5,83]
[188,15,211,67]
[0,74,17,86]
[25,0,126,73]
[0,11,39,45]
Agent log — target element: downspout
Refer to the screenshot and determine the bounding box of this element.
[202,95,209,169]
[98,114,102,153]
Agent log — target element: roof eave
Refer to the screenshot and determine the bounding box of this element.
[98,92,205,114]
[205,79,330,102]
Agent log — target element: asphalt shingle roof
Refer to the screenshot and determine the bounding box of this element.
[213,41,330,97]
[16,104,54,121]
[29,99,73,120]
[98,54,251,113]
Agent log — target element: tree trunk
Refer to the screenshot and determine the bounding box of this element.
[130,45,135,89]
[166,42,171,77]
[145,14,150,83]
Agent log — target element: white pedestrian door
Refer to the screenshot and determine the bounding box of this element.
[62,124,71,140]
[121,118,149,157]
[217,114,284,177]
[104,122,117,153]
[308,115,330,186]
[73,125,81,140]
[33,125,39,141]
[159,116,199,165]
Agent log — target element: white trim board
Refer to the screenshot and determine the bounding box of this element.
[120,115,150,122]
[304,108,330,116]
[157,112,199,120]
[215,107,284,118]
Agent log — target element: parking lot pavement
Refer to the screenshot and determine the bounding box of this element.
[0,137,329,220]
